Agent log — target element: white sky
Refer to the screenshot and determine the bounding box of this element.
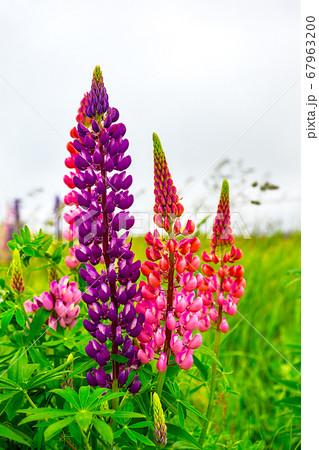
[0,0,300,235]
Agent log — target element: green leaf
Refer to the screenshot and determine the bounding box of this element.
[113,411,146,419]
[51,245,66,263]
[92,418,113,444]
[15,308,26,327]
[128,429,155,446]
[79,385,91,409]
[179,400,208,421]
[13,233,24,246]
[19,409,76,425]
[0,423,32,447]
[26,307,52,343]
[76,411,93,432]
[23,226,32,243]
[125,427,137,443]
[193,355,209,381]
[7,240,17,251]
[130,421,153,429]
[23,246,35,257]
[113,428,125,439]
[1,308,15,331]
[66,359,95,380]
[44,416,75,441]
[5,392,25,420]
[50,387,81,409]
[166,423,203,449]
[7,348,28,383]
[178,402,185,428]
[85,387,109,409]
[26,358,75,389]
[21,363,40,383]
[0,392,20,403]
[28,347,52,369]
[92,391,127,409]
[110,354,129,364]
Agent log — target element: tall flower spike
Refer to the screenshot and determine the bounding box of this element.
[11,249,25,293]
[68,67,143,394]
[136,133,202,385]
[153,392,168,446]
[153,133,184,231]
[197,179,245,334]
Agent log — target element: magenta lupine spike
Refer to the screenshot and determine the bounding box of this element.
[11,249,25,293]
[24,276,81,331]
[153,133,184,232]
[197,180,245,334]
[67,67,143,395]
[136,134,202,376]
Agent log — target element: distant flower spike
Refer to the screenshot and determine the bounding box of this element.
[153,392,168,446]
[211,180,235,252]
[11,249,25,293]
[197,179,245,333]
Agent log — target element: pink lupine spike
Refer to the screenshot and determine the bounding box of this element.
[153,133,184,220]
[24,276,81,332]
[136,133,203,382]
[198,179,245,335]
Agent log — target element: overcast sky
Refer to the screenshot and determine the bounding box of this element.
[0,0,300,236]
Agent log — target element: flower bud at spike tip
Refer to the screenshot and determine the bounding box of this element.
[11,249,25,293]
[153,392,168,446]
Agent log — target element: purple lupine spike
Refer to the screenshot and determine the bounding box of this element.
[71,66,143,393]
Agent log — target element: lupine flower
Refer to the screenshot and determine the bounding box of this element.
[153,392,168,446]
[63,93,92,269]
[136,133,202,372]
[69,67,143,394]
[11,249,25,293]
[197,180,245,333]
[24,276,81,331]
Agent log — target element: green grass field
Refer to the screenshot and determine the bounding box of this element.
[1,232,300,448]
[132,232,301,448]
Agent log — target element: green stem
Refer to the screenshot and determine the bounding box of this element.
[110,379,119,432]
[156,370,167,398]
[24,391,38,410]
[80,427,92,450]
[198,323,221,446]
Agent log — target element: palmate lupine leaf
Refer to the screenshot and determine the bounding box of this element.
[18,409,77,425]
[92,418,113,444]
[44,417,75,441]
[0,423,32,447]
